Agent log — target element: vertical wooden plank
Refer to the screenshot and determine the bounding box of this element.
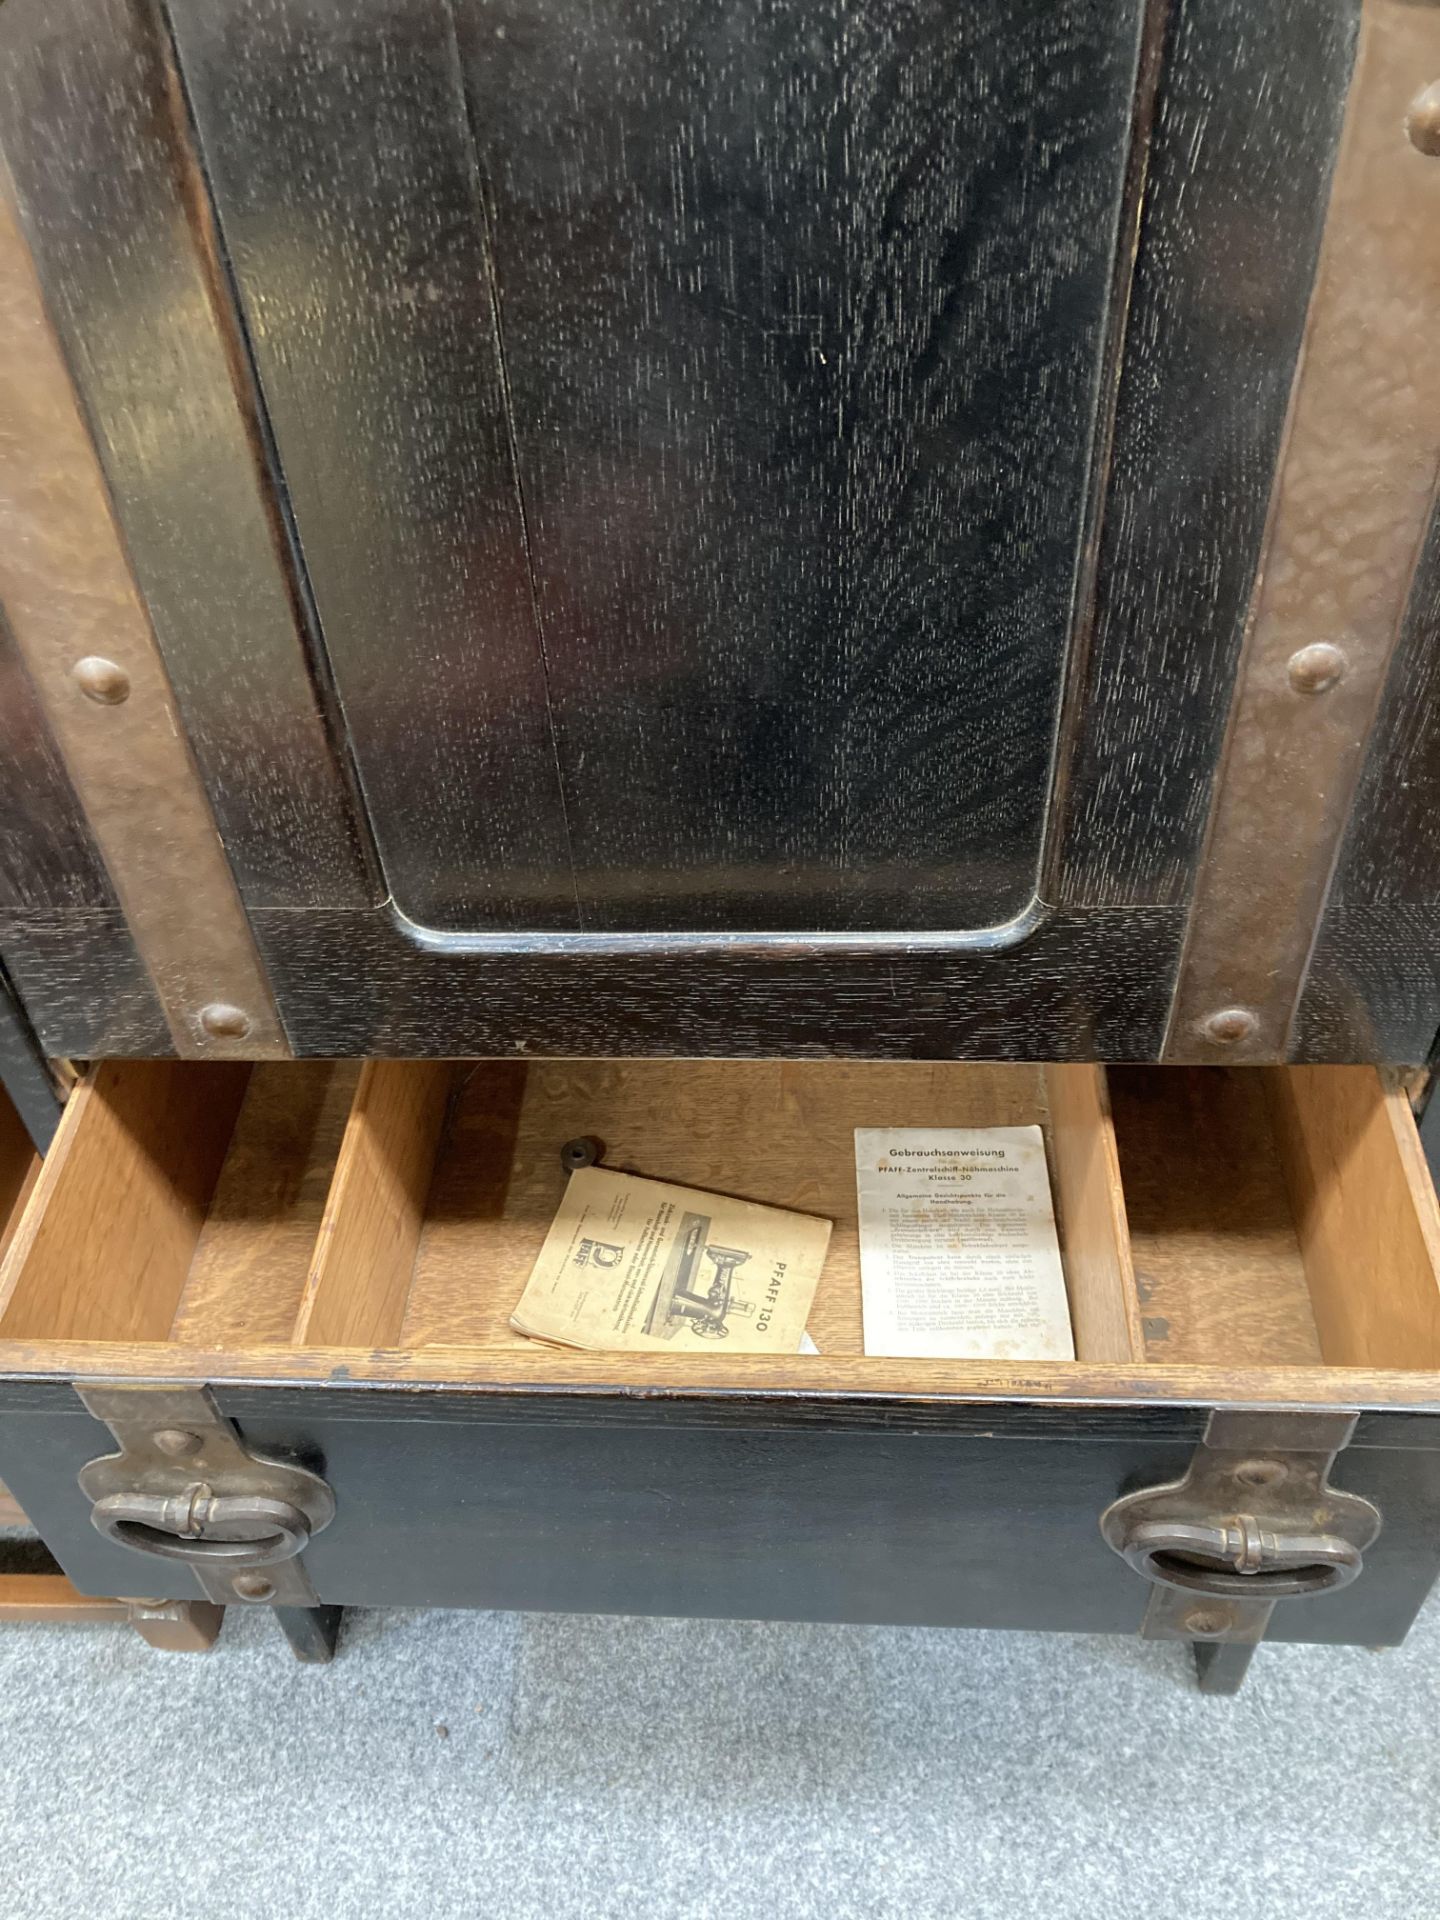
[170,1061,361,1346]
[1055,0,1358,910]
[166,0,578,934]
[294,1061,455,1348]
[0,174,288,1057]
[0,0,373,914]
[1044,1065,1145,1362]
[1266,1066,1440,1369]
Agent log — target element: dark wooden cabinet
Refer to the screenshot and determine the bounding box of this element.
[1,0,1438,1063]
[2,0,1440,1689]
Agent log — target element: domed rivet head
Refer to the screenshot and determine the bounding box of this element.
[199,1003,251,1040]
[71,656,131,705]
[1407,81,1440,155]
[1233,1458,1286,1491]
[1201,1007,1258,1047]
[232,1572,275,1602]
[151,1428,203,1460]
[1183,1607,1232,1640]
[1287,642,1347,695]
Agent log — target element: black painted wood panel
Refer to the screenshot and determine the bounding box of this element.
[454,0,1145,932]
[0,0,373,914]
[0,624,168,1056]
[1053,0,1358,907]
[253,902,1183,1059]
[1,1385,1436,1649]
[168,0,582,933]
[175,0,1148,937]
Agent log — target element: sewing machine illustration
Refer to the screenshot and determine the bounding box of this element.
[643,1211,756,1341]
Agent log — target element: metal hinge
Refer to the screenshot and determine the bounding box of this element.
[75,1384,334,1608]
[1099,1409,1382,1683]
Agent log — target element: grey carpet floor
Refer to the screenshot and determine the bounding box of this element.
[1,1589,1436,1920]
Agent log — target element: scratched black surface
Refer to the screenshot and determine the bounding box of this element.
[453,0,1143,931]
[173,0,1146,935]
[0,0,373,915]
[1053,0,1358,906]
[0,624,167,1056]
[1294,495,1440,1061]
[168,0,586,934]
[248,902,1182,1059]
[3,1388,1438,1646]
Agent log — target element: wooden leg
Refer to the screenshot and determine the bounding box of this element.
[1193,1636,1260,1694]
[126,1599,225,1652]
[273,1604,344,1664]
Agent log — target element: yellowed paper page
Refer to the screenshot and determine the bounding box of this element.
[512,1166,831,1353]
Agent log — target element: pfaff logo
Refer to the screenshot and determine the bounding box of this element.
[574,1239,624,1269]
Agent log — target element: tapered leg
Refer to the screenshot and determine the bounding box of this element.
[1193,1636,1259,1695]
[127,1599,225,1652]
[273,1603,344,1664]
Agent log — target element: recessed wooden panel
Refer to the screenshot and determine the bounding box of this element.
[173,0,1147,935]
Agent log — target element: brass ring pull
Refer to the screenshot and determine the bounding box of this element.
[89,1485,312,1568]
[1117,1514,1364,1600]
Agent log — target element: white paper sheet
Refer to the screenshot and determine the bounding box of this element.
[855,1126,1073,1360]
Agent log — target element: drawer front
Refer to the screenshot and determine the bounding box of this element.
[3,1054,1440,1651]
[2,1387,1439,1650]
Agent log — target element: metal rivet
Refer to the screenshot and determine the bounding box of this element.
[559,1135,605,1173]
[1407,81,1440,155]
[232,1572,275,1602]
[1287,642,1347,695]
[1183,1607,1231,1639]
[1201,1007,1258,1046]
[151,1428,203,1460]
[1233,1458,1286,1491]
[71,656,131,705]
[199,1003,251,1040]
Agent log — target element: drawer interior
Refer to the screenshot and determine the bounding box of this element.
[0,1087,40,1267]
[0,1057,1437,1395]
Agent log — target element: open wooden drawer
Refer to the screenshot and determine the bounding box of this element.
[1,1058,1438,1687]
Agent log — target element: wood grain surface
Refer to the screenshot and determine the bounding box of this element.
[1044,1064,1144,1362]
[0,1574,128,1621]
[169,0,1147,936]
[453,0,1145,933]
[1109,1065,1324,1365]
[0,0,373,914]
[171,1062,360,1347]
[1055,0,1358,907]
[295,1060,454,1347]
[0,1060,249,1342]
[166,0,580,933]
[399,1058,1070,1353]
[3,1058,1438,1415]
[1267,1065,1440,1370]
